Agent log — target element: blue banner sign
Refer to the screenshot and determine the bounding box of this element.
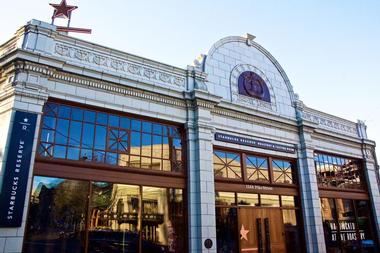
[215,132,296,154]
[0,111,37,227]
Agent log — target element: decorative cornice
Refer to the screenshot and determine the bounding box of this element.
[185,89,221,110]
[187,65,208,91]
[16,61,187,108]
[193,99,216,109]
[0,81,49,104]
[0,36,20,58]
[364,148,375,161]
[312,131,363,148]
[54,43,186,89]
[211,106,298,134]
[361,140,376,163]
[302,108,358,137]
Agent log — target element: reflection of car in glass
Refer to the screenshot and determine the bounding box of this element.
[88,230,169,253]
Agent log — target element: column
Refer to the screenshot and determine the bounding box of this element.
[357,121,380,244]
[186,91,219,253]
[296,102,327,253]
[0,68,48,253]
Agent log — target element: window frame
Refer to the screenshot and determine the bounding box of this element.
[23,175,188,253]
[36,99,187,176]
[314,151,366,192]
[320,197,378,253]
[213,147,297,186]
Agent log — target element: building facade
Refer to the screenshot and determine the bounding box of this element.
[0,20,379,253]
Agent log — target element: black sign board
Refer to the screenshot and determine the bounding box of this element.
[0,111,37,227]
[215,132,296,154]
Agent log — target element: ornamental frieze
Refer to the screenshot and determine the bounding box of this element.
[17,61,187,108]
[302,111,358,136]
[54,43,186,88]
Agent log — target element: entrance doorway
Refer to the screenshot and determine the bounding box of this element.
[215,192,302,253]
[238,208,286,253]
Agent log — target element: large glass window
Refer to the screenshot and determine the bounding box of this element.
[321,198,377,253]
[142,187,184,253]
[315,153,363,189]
[38,102,184,173]
[336,199,361,252]
[260,194,280,207]
[356,200,377,253]
[213,149,296,185]
[213,151,242,179]
[246,155,269,182]
[272,159,295,184]
[88,183,140,253]
[216,207,238,253]
[215,192,236,206]
[24,176,185,253]
[237,193,259,206]
[24,177,89,253]
[282,208,302,253]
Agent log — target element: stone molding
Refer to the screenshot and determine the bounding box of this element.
[0,27,24,58]
[16,61,187,108]
[302,107,358,137]
[187,66,208,91]
[192,99,216,110]
[0,81,49,115]
[361,142,376,163]
[185,89,221,109]
[230,64,277,111]
[211,106,298,134]
[364,148,374,161]
[9,60,365,144]
[54,43,186,89]
[0,37,19,58]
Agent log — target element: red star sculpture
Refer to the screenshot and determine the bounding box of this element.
[49,0,92,34]
[50,0,77,19]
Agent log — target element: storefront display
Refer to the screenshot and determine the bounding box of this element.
[321,198,376,253]
[23,176,185,253]
[316,153,378,253]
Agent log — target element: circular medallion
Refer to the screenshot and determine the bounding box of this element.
[240,71,265,99]
[204,239,213,249]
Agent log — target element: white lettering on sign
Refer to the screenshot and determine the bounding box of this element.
[328,220,366,242]
[245,185,273,191]
[0,111,37,227]
[6,139,24,220]
[215,132,296,154]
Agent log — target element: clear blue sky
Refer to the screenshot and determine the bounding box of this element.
[1,1,379,154]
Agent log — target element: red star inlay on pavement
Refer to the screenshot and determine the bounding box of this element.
[50,0,78,19]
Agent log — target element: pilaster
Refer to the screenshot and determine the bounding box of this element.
[357,121,380,244]
[296,100,327,253]
[0,68,48,253]
[186,90,220,253]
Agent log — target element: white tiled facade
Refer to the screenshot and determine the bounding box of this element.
[0,20,379,253]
